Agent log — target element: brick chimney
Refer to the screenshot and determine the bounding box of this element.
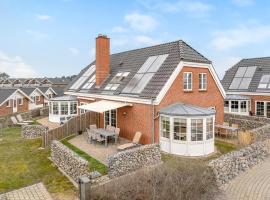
[95,34,110,87]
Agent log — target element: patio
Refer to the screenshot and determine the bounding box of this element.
[37,117,60,130]
[69,134,130,165]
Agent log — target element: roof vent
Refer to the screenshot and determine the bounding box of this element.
[258,66,262,71]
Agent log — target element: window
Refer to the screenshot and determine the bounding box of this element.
[258,75,270,89]
[231,101,239,112]
[6,100,11,107]
[70,65,95,90]
[229,66,256,89]
[80,102,86,114]
[224,101,229,112]
[31,96,36,102]
[36,96,40,102]
[61,102,68,115]
[183,72,192,91]
[104,109,117,127]
[49,102,52,114]
[191,119,203,141]
[161,116,170,139]
[53,102,59,115]
[104,83,120,91]
[70,102,77,115]
[256,102,265,116]
[82,74,96,90]
[199,73,207,90]
[240,101,247,113]
[173,118,186,141]
[206,118,213,140]
[18,98,23,105]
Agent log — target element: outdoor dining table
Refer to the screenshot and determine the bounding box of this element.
[95,128,117,147]
[215,124,239,138]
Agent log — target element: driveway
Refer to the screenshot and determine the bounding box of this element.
[222,156,270,200]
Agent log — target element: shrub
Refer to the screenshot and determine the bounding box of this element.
[90,158,218,200]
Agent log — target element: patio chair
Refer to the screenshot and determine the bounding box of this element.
[114,127,120,143]
[16,114,33,123]
[86,128,96,143]
[10,116,29,126]
[106,125,112,131]
[95,133,105,144]
[117,131,142,151]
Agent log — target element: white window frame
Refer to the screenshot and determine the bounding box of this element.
[60,101,69,115]
[191,118,203,141]
[18,98,23,105]
[52,102,59,115]
[70,101,77,115]
[80,102,87,114]
[104,109,117,128]
[6,99,11,107]
[173,118,187,141]
[36,95,40,102]
[183,72,193,91]
[206,117,214,140]
[199,73,207,91]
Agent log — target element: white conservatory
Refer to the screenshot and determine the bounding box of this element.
[49,95,78,123]
[159,103,215,157]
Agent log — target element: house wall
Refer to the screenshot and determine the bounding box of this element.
[0,101,13,116]
[0,97,29,116]
[17,98,29,113]
[249,95,270,115]
[76,65,224,145]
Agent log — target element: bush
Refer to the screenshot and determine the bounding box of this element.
[90,158,218,200]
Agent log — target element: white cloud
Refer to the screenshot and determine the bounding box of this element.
[211,25,270,51]
[0,51,38,78]
[26,30,48,40]
[232,0,254,6]
[68,47,80,55]
[112,26,128,33]
[134,35,161,46]
[124,12,158,32]
[36,14,52,21]
[138,0,212,14]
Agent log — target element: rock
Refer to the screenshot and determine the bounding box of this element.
[21,125,48,139]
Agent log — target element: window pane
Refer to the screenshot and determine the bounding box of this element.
[240,101,247,112]
[61,102,68,115]
[184,72,192,90]
[173,118,186,141]
[206,118,213,140]
[53,102,59,115]
[161,116,170,139]
[229,78,242,89]
[231,101,239,112]
[191,119,203,141]
[256,102,265,116]
[235,67,247,77]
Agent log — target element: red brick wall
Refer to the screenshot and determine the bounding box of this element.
[0,100,13,116]
[36,95,45,105]
[247,95,270,115]
[96,35,110,86]
[17,98,29,113]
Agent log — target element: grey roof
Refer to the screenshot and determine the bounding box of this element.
[67,40,211,99]
[20,87,36,96]
[38,87,50,93]
[0,88,17,104]
[50,95,77,101]
[159,103,216,116]
[51,87,65,96]
[222,57,270,93]
[225,95,250,100]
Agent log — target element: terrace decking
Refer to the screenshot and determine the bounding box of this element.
[69,134,129,166]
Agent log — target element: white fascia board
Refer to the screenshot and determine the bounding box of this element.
[154,61,226,105]
[48,87,57,95]
[64,91,153,105]
[0,89,33,107]
[227,91,270,96]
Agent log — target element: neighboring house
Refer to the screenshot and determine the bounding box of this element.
[0,88,32,116]
[20,87,48,110]
[64,35,225,156]
[38,87,59,105]
[222,57,270,117]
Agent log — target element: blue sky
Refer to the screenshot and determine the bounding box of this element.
[1,0,270,79]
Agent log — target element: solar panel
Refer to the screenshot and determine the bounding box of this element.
[70,65,96,90]
[122,74,144,93]
[257,74,270,90]
[235,67,247,77]
[238,77,252,89]
[82,75,96,89]
[244,66,257,77]
[229,78,242,89]
[137,56,158,73]
[258,83,267,89]
[148,54,168,73]
[131,73,154,94]
[260,75,270,83]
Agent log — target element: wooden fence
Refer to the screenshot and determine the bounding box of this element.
[42,112,99,148]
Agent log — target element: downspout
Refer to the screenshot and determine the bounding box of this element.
[151,98,155,144]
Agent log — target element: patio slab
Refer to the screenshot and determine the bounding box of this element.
[69,134,129,166]
[37,117,60,130]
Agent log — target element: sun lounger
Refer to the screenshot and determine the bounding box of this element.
[117,131,142,151]
[10,116,28,126]
[17,114,33,123]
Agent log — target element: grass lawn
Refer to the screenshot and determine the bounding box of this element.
[0,126,75,195]
[215,140,237,154]
[61,135,108,175]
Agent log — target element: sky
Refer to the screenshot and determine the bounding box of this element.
[1,0,270,79]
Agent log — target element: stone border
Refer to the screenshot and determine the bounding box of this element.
[107,144,162,178]
[21,125,48,139]
[51,140,89,183]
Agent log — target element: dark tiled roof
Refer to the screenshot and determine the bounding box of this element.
[51,87,65,96]
[222,57,270,93]
[0,88,17,104]
[67,40,211,99]
[20,87,36,96]
[159,102,216,116]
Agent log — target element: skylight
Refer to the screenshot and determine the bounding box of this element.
[104,71,130,91]
[122,54,168,94]
[258,75,270,89]
[70,65,95,90]
[229,66,256,90]
[81,74,96,90]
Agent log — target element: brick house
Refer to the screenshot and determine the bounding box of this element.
[64,35,225,156]
[20,88,48,110]
[222,57,270,118]
[0,88,32,116]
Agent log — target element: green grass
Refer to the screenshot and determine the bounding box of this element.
[61,135,108,175]
[215,140,237,154]
[0,127,75,194]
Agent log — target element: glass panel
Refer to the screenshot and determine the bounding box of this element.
[70,102,77,114]
[70,65,95,90]
[105,111,110,127]
[173,118,186,141]
[122,74,144,93]
[53,102,59,115]
[244,66,257,77]
[258,84,267,89]
[241,101,247,112]
[238,77,252,89]
[147,54,168,73]
[199,73,206,90]
[131,73,154,94]
[235,67,247,77]
[111,109,117,127]
[137,56,158,73]
[229,78,242,89]
[256,102,265,116]
[161,116,170,139]
[206,118,213,140]
[184,72,192,90]
[61,102,68,115]
[231,101,239,112]
[260,75,270,83]
[191,119,203,141]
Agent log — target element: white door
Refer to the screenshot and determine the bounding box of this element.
[13,98,17,113]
